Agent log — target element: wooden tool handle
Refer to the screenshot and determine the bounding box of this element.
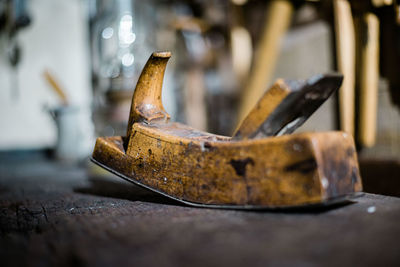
[126,52,171,138]
[358,13,380,147]
[237,0,293,125]
[333,0,356,135]
[43,70,68,106]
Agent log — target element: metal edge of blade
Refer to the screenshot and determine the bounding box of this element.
[255,73,343,138]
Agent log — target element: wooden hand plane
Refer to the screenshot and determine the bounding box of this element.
[91,51,362,209]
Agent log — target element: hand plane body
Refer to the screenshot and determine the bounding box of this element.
[92,52,362,209]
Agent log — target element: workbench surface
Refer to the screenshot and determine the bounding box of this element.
[1,156,399,267]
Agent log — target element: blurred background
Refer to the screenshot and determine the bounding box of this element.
[0,0,399,195]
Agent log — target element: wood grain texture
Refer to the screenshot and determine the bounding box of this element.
[126,52,171,139]
[93,51,362,208]
[234,79,291,138]
[93,124,362,207]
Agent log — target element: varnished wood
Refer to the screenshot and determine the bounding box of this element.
[234,79,291,139]
[126,51,171,139]
[92,51,362,208]
[94,129,361,207]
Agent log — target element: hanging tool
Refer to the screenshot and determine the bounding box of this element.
[333,0,356,136]
[230,1,252,86]
[1,0,31,100]
[237,0,294,124]
[357,13,380,147]
[91,51,362,209]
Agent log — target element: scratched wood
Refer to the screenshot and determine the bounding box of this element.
[94,128,361,207]
[92,52,361,208]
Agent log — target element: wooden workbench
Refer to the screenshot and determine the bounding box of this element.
[0,155,399,267]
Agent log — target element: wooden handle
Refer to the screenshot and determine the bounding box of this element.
[231,26,252,84]
[237,0,293,125]
[358,13,380,147]
[43,70,68,106]
[230,3,252,85]
[333,0,356,135]
[126,52,171,138]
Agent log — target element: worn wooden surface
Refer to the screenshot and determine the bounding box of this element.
[94,129,361,207]
[126,51,171,139]
[94,52,361,208]
[0,156,399,267]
